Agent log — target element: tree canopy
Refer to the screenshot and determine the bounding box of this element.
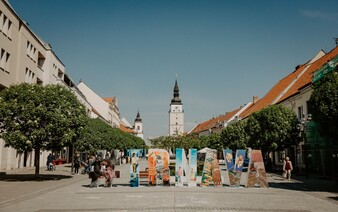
[76,118,146,153]
[309,70,338,145]
[220,120,248,150]
[0,83,88,176]
[245,105,298,154]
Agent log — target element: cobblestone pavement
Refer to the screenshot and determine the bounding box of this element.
[0,159,337,212]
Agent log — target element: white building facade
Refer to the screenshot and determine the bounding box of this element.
[77,81,120,128]
[134,111,144,139]
[169,79,184,136]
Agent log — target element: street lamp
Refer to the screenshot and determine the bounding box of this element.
[297,114,312,178]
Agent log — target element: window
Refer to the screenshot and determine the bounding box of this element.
[0,11,3,32]
[297,106,303,120]
[26,41,37,62]
[37,52,45,68]
[37,78,43,85]
[25,68,35,83]
[57,69,63,78]
[0,11,12,39]
[306,101,312,116]
[0,48,10,72]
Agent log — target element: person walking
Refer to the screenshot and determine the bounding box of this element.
[283,157,293,181]
[74,156,80,175]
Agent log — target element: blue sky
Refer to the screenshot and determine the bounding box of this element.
[9,0,338,140]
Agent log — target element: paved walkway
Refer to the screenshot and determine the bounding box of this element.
[0,159,337,211]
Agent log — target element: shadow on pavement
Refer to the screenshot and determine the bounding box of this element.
[269,181,338,194]
[81,183,131,188]
[0,174,73,182]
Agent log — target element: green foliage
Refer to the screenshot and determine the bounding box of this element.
[245,105,298,153]
[220,120,248,149]
[149,133,217,151]
[76,118,146,153]
[0,83,88,152]
[309,70,338,144]
[200,133,221,151]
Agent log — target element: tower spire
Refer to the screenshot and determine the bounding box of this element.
[135,109,142,122]
[171,78,182,105]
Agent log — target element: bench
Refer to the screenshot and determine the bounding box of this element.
[53,159,67,165]
[139,170,148,179]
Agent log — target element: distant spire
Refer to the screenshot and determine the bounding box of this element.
[171,77,182,105]
[135,110,142,122]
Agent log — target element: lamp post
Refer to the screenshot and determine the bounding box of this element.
[298,114,312,178]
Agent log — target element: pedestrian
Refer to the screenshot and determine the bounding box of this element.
[283,157,293,181]
[46,153,54,171]
[89,158,103,188]
[74,155,80,175]
[104,164,116,187]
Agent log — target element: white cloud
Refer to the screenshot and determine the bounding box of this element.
[300,10,338,22]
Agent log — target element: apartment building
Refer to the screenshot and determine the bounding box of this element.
[0,0,92,171]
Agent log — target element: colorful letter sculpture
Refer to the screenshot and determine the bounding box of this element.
[223,149,234,185]
[246,150,269,188]
[129,149,141,187]
[188,149,197,186]
[201,149,221,187]
[143,148,268,188]
[175,148,185,186]
[148,149,170,186]
[223,149,246,187]
[175,148,197,186]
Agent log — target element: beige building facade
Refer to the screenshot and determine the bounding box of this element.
[0,0,92,172]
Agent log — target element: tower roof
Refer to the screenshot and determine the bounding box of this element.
[171,79,182,105]
[135,110,142,122]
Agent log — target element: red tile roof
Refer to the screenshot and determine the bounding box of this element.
[240,46,338,118]
[120,122,136,134]
[102,97,116,103]
[191,108,241,134]
[278,46,338,103]
[240,65,306,118]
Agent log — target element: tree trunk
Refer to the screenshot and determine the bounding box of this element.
[34,147,40,178]
[272,150,276,171]
[71,144,74,174]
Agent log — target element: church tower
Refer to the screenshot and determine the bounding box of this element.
[169,78,184,136]
[134,110,144,139]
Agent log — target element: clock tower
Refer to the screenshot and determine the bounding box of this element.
[169,78,184,136]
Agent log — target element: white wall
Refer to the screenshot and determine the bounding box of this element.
[77,81,111,123]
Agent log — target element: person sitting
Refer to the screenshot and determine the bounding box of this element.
[104,164,116,187]
[89,159,103,188]
[46,153,54,171]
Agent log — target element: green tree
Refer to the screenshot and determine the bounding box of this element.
[0,84,88,177]
[220,120,248,149]
[309,70,338,144]
[205,133,222,151]
[76,118,111,153]
[245,105,298,154]
[77,118,146,153]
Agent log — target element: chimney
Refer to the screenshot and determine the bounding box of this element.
[253,96,259,104]
[335,38,338,47]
